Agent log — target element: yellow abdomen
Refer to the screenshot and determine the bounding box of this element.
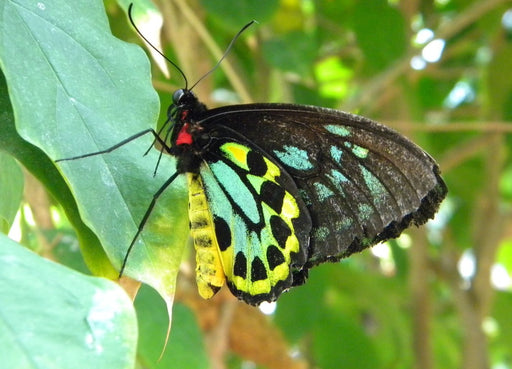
[187,173,226,299]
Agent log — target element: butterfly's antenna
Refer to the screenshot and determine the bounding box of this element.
[189,20,257,91]
[128,3,188,89]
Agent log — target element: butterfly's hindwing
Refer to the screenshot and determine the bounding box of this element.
[197,140,311,304]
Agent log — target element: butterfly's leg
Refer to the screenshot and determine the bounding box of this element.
[56,128,162,162]
[143,119,174,156]
[118,171,180,277]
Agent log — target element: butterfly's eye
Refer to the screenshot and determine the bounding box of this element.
[172,89,185,105]
[173,89,197,107]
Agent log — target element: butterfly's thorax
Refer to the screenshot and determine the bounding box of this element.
[168,89,209,174]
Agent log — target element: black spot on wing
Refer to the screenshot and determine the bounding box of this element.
[251,257,267,281]
[234,252,247,278]
[214,217,231,252]
[260,181,285,214]
[247,150,267,176]
[270,215,291,249]
[266,245,285,270]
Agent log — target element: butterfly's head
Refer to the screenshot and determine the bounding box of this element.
[168,88,207,123]
[172,89,197,108]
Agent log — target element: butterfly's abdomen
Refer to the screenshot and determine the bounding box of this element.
[187,172,226,299]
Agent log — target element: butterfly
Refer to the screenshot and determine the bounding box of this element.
[152,90,447,305]
[58,10,447,306]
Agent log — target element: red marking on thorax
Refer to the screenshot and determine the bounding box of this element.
[176,122,193,145]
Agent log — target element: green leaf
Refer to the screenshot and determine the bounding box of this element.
[0,234,137,369]
[0,152,23,233]
[312,313,381,369]
[0,65,112,277]
[276,262,411,367]
[486,43,512,119]
[491,291,512,366]
[274,264,328,341]
[496,240,512,280]
[262,31,318,76]
[0,0,189,318]
[135,286,210,368]
[351,0,407,72]
[201,0,279,30]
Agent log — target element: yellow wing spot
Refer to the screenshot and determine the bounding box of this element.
[285,234,301,254]
[187,173,226,299]
[271,263,290,281]
[220,142,249,170]
[251,279,271,295]
[263,157,281,181]
[281,192,300,219]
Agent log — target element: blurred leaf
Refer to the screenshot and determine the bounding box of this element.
[315,56,353,100]
[201,0,279,29]
[0,152,23,233]
[117,0,157,13]
[316,0,353,25]
[351,1,407,73]
[274,264,328,342]
[499,165,512,201]
[276,261,414,367]
[0,234,137,369]
[417,77,454,110]
[47,228,91,274]
[389,239,409,279]
[262,31,318,76]
[491,292,512,366]
[271,0,305,33]
[431,312,462,369]
[486,42,512,119]
[312,312,381,369]
[135,286,209,368]
[290,83,337,107]
[496,240,512,276]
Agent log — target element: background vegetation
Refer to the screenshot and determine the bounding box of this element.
[1,0,512,368]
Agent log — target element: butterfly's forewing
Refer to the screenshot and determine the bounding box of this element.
[196,140,311,304]
[199,104,447,269]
